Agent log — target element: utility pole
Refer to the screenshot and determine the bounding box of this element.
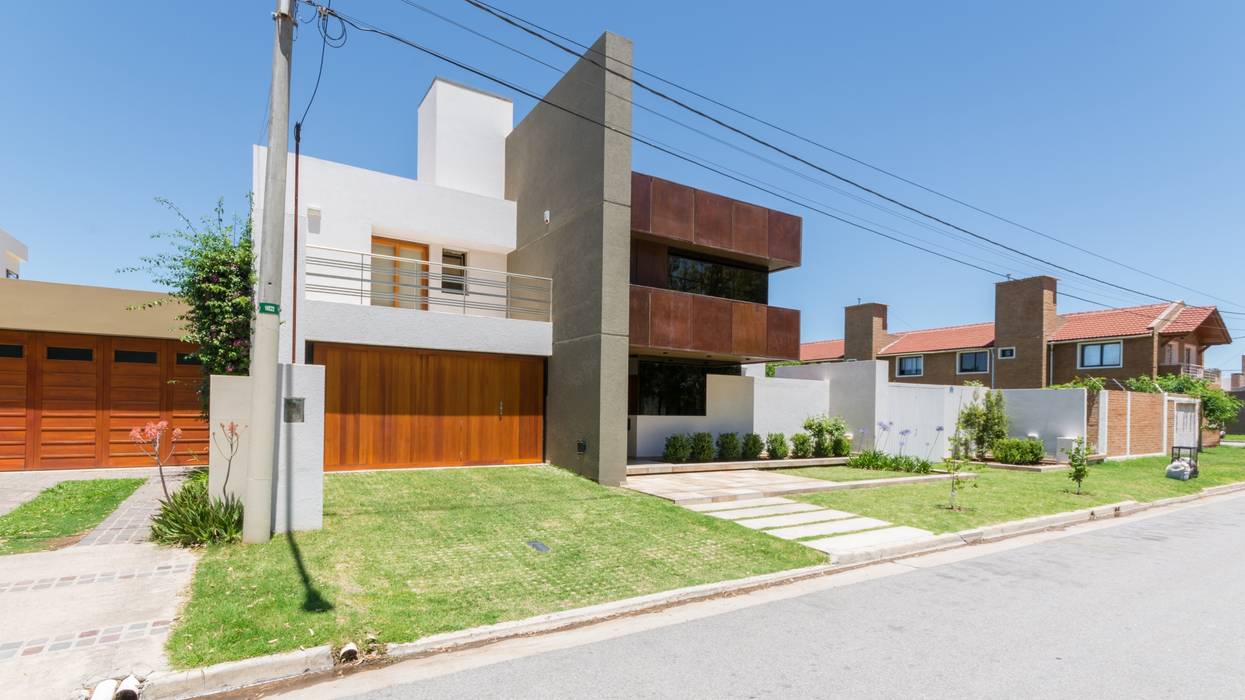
[244,0,294,543]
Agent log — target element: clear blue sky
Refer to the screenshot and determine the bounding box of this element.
[2,1,1242,372]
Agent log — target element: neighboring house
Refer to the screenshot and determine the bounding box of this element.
[1,227,27,279]
[801,275,1232,389]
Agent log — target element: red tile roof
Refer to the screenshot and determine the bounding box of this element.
[801,338,844,362]
[879,322,995,355]
[1161,305,1216,335]
[1047,303,1169,342]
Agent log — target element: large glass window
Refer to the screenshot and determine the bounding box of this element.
[1079,341,1122,368]
[667,251,767,304]
[896,356,923,377]
[958,350,989,374]
[633,360,740,416]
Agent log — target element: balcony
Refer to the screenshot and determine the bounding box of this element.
[1160,363,1221,383]
[304,243,551,322]
[629,285,799,362]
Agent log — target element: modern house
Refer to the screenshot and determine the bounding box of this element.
[1,227,27,279]
[801,275,1232,389]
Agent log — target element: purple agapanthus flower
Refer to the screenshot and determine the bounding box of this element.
[899,429,912,437]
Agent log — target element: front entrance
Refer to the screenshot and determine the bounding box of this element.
[310,343,545,470]
[0,330,206,470]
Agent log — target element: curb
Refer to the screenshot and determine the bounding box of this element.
[140,479,1245,698]
[140,645,334,700]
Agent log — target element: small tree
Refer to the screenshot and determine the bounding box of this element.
[123,198,255,413]
[942,425,977,510]
[212,421,243,499]
[957,387,1009,460]
[130,421,183,499]
[1066,437,1090,495]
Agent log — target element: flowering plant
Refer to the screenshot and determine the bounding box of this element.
[130,420,182,498]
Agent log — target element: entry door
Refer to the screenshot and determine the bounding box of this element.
[1174,403,1198,448]
[370,236,429,310]
[35,333,102,468]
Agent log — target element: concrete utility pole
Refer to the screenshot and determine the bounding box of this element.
[243,0,294,543]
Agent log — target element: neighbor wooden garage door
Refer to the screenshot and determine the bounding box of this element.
[311,343,545,470]
[0,330,207,470]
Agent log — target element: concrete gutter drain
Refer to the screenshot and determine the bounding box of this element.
[526,540,551,553]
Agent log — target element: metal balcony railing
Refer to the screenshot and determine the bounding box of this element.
[304,244,552,323]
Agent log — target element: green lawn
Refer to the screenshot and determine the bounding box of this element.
[168,465,824,668]
[777,466,918,482]
[794,447,1245,534]
[1225,434,1245,442]
[0,479,144,555]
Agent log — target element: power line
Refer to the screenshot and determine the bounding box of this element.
[462,0,1245,314]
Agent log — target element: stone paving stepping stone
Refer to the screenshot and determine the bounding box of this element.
[735,508,858,530]
[766,517,891,540]
[685,497,795,513]
[709,503,822,520]
[803,526,935,554]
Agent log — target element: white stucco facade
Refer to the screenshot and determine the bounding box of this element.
[1,227,27,279]
[249,78,551,361]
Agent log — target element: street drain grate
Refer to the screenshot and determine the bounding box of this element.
[526,539,550,553]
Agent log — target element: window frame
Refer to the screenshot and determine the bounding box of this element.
[956,350,991,375]
[441,249,467,294]
[896,355,924,377]
[997,346,1016,360]
[1077,340,1124,370]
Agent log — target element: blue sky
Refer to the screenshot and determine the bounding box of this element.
[2,1,1242,372]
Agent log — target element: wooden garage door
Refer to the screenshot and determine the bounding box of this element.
[313,343,545,470]
[0,330,207,471]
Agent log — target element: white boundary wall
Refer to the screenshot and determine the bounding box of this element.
[628,374,829,458]
[999,388,1087,458]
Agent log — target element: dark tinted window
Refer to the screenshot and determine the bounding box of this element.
[176,352,202,365]
[958,351,989,373]
[115,349,158,364]
[0,344,22,358]
[667,251,767,304]
[47,346,93,361]
[634,360,740,416]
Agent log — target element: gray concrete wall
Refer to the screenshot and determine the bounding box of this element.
[273,363,324,533]
[505,32,633,485]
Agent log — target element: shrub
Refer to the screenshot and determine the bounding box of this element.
[716,432,741,461]
[150,470,242,547]
[1049,376,1106,392]
[992,437,1045,465]
[846,450,932,474]
[790,432,813,458]
[690,432,715,462]
[766,432,789,459]
[803,415,848,458]
[831,435,851,458]
[1065,437,1090,494]
[957,388,1008,460]
[741,432,764,460]
[663,434,692,463]
[846,449,888,469]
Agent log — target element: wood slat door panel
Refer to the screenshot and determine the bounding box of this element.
[37,333,101,468]
[314,343,544,470]
[107,337,163,466]
[168,342,209,466]
[0,330,29,471]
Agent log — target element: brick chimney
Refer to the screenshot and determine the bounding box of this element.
[993,276,1058,388]
[844,303,891,361]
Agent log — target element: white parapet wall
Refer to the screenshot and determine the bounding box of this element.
[999,388,1087,459]
[628,373,830,458]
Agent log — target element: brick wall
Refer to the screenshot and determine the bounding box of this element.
[1104,390,1129,456]
[993,276,1057,389]
[844,303,893,361]
[1049,335,1157,387]
[1127,392,1164,456]
[1086,391,1102,454]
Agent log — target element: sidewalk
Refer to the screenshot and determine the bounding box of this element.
[0,474,197,699]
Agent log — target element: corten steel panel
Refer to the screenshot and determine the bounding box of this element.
[692,295,733,355]
[768,210,802,265]
[631,172,652,233]
[648,288,694,349]
[630,239,668,288]
[650,178,695,242]
[629,286,651,347]
[732,201,768,257]
[731,303,769,357]
[693,190,733,250]
[766,306,800,360]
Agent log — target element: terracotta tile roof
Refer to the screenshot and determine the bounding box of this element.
[879,322,995,355]
[800,338,844,361]
[1161,305,1216,335]
[1047,303,1170,342]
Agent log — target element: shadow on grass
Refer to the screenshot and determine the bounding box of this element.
[285,531,333,613]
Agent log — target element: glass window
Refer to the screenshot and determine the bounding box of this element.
[634,360,740,416]
[897,356,923,377]
[666,251,767,304]
[0,344,22,358]
[47,346,93,361]
[958,351,989,373]
[998,347,1016,359]
[114,350,158,364]
[1080,341,1122,368]
[442,250,466,293]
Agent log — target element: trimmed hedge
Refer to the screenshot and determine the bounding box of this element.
[766,433,789,460]
[663,434,692,463]
[716,432,741,461]
[992,437,1045,465]
[741,433,764,460]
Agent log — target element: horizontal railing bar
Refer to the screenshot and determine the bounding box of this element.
[305,258,551,294]
[303,285,552,314]
[304,273,550,305]
[306,243,552,283]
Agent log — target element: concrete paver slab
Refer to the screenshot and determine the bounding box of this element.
[709,503,823,520]
[766,517,892,541]
[804,526,935,555]
[685,497,795,513]
[734,509,858,529]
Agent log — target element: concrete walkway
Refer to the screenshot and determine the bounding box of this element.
[0,471,198,698]
[685,496,937,558]
[625,468,974,505]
